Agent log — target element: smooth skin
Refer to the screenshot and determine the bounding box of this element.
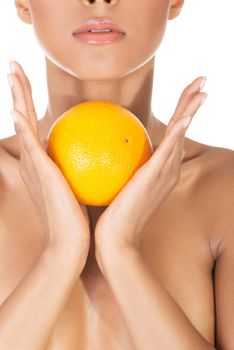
[0,0,234,349]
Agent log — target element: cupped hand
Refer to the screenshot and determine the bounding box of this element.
[7,61,90,257]
[94,76,207,262]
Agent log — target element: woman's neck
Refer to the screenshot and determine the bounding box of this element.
[38,56,166,149]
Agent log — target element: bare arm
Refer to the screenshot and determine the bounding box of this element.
[0,242,88,350]
[94,76,214,349]
[0,61,90,349]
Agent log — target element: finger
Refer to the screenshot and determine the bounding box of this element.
[11,109,44,161]
[11,109,63,180]
[161,133,185,184]
[173,76,206,117]
[147,90,207,177]
[11,107,40,188]
[8,72,28,124]
[157,93,207,178]
[161,92,207,163]
[147,115,191,175]
[9,61,39,136]
[182,91,207,120]
[11,61,39,135]
[156,127,188,193]
[169,133,185,165]
[140,116,189,197]
[166,76,207,134]
[166,90,207,138]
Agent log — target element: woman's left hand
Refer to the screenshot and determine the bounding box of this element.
[94,76,207,263]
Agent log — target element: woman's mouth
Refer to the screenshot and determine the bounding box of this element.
[73,30,126,45]
[72,17,126,45]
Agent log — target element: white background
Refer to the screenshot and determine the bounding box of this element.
[0,0,233,150]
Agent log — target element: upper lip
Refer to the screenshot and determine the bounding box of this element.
[73,17,126,34]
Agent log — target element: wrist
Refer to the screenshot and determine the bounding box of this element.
[96,238,138,258]
[97,241,139,266]
[45,232,90,252]
[45,239,90,275]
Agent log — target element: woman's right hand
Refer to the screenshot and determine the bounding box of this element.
[7,60,90,259]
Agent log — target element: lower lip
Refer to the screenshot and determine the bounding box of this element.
[73,31,126,45]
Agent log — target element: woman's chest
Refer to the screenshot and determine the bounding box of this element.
[0,184,216,349]
[45,207,215,349]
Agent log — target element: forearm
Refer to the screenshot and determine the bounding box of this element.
[100,247,216,350]
[0,243,87,350]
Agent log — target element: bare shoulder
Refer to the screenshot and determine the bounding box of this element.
[182,135,234,189]
[0,134,20,189]
[201,145,234,217]
[198,144,234,185]
[0,134,18,160]
[196,141,234,202]
[193,143,234,257]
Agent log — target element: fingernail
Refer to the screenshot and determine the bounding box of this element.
[199,77,207,91]
[9,60,16,74]
[183,116,192,128]
[200,93,208,105]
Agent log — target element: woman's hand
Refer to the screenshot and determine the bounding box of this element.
[94,76,207,265]
[7,60,90,258]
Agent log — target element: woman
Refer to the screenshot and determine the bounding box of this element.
[0,0,233,349]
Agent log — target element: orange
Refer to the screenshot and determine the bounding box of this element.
[47,101,153,206]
